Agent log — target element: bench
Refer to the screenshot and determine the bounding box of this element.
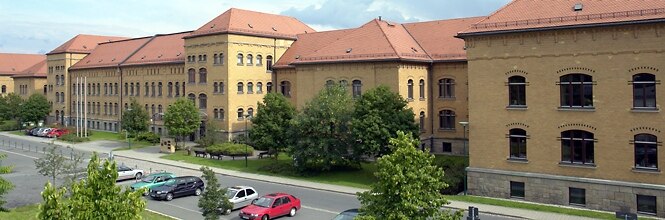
[208,152,223,160]
[258,150,277,159]
[194,149,207,158]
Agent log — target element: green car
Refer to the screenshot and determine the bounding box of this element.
[130,172,176,196]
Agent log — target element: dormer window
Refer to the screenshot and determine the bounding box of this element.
[573,3,583,11]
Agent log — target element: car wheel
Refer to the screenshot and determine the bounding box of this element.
[135,172,143,179]
[142,190,149,196]
[195,188,202,196]
[224,209,231,215]
[289,207,297,217]
[166,193,173,201]
[261,215,269,220]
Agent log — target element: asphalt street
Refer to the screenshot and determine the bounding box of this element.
[0,133,518,220]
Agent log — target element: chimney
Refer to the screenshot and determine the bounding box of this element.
[379,16,382,21]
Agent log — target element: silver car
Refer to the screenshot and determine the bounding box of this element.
[224,186,259,213]
[117,164,144,181]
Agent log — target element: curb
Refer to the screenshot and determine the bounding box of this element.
[443,205,529,220]
[145,209,183,220]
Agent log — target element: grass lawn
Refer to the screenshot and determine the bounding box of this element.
[87,130,125,141]
[162,151,376,189]
[0,204,174,220]
[8,130,25,136]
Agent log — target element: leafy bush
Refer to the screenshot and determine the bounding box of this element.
[205,145,225,155]
[135,132,160,144]
[0,120,19,131]
[205,143,254,156]
[60,133,90,143]
[432,155,469,195]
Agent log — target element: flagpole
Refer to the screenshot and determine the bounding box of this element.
[84,77,88,138]
[76,77,80,137]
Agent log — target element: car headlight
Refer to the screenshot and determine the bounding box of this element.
[251,214,259,217]
[156,191,167,194]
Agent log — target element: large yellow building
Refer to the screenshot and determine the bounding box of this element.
[458,0,665,216]
[11,59,47,98]
[0,53,46,97]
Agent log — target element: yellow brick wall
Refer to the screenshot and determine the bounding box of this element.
[48,53,88,125]
[13,77,46,98]
[0,76,14,96]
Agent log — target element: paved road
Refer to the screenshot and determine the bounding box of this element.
[0,133,518,220]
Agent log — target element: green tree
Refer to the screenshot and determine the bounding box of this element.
[0,93,23,120]
[351,85,418,158]
[197,121,223,148]
[34,144,67,186]
[288,84,355,172]
[38,182,71,220]
[0,153,13,211]
[249,93,296,156]
[121,98,150,136]
[357,131,461,220]
[163,98,201,150]
[198,166,232,219]
[19,94,51,125]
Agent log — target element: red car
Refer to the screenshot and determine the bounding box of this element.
[47,128,69,138]
[239,193,301,220]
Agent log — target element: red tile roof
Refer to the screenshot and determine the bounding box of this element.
[404,17,484,62]
[122,31,191,66]
[274,28,355,68]
[187,8,315,40]
[48,34,127,55]
[12,60,47,78]
[459,0,665,36]
[0,53,46,76]
[69,37,152,70]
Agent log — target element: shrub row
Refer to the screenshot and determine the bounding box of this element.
[0,120,19,131]
[205,143,254,156]
[60,133,90,143]
[135,132,160,144]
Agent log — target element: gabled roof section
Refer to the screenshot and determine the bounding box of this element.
[122,31,191,66]
[459,0,665,36]
[69,37,153,70]
[404,17,484,62]
[0,53,46,76]
[274,28,355,68]
[47,34,127,55]
[12,60,47,78]
[187,8,315,40]
[290,19,430,65]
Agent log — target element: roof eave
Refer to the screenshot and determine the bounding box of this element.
[120,61,185,67]
[290,57,432,66]
[184,30,298,40]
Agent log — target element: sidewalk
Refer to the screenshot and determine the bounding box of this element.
[0,132,603,220]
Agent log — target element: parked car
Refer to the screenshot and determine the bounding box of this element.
[332,209,359,220]
[24,127,37,135]
[239,193,301,220]
[117,164,143,181]
[149,176,204,201]
[130,172,176,196]
[223,186,259,213]
[47,128,69,138]
[31,127,45,136]
[37,128,52,137]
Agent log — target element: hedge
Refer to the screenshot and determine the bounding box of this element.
[205,143,254,156]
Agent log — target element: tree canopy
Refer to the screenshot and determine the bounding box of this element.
[121,98,150,136]
[19,94,51,124]
[164,98,201,147]
[0,93,24,120]
[0,153,13,211]
[198,166,232,219]
[249,92,296,154]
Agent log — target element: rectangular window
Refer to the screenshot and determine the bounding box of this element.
[569,188,586,206]
[637,195,657,215]
[510,181,525,198]
[442,142,452,153]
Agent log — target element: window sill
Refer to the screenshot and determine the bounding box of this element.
[438,97,456,101]
[237,64,244,66]
[247,92,254,94]
[507,158,529,163]
[438,128,456,132]
[237,92,244,94]
[213,64,224,66]
[558,162,596,169]
[557,107,595,112]
[407,98,414,102]
[506,105,528,110]
[631,108,659,113]
[256,64,263,67]
[266,70,273,73]
[419,98,426,101]
[632,167,660,174]
[247,64,253,66]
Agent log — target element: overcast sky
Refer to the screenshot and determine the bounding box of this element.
[0,0,510,54]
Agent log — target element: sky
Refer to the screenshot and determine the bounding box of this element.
[0,0,511,54]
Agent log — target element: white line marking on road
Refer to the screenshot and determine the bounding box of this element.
[301,205,339,214]
[160,201,202,214]
[145,209,184,220]
[0,148,38,159]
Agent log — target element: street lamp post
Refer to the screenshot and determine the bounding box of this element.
[459,121,469,195]
[125,108,133,149]
[244,114,252,168]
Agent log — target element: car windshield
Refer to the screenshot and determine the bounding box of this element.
[164,180,177,186]
[225,189,238,198]
[331,212,358,220]
[252,197,273,208]
[141,175,158,183]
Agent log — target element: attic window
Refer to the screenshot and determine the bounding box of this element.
[158,54,163,58]
[176,52,182,57]
[346,48,353,53]
[111,58,116,61]
[248,24,253,28]
[386,22,395,27]
[272,27,277,31]
[141,56,146,60]
[82,45,87,49]
[411,47,418,52]
[295,55,300,59]
[211,24,216,29]
[86,60,91,64]
[573,3,583,11]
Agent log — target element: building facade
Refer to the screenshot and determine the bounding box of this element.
[459,0,665,216]
[0,53,46,97]
[12,59,47,98]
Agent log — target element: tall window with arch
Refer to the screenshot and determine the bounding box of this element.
[632,73,657,109]
[509,129,527,160]
[247,54,253,65]
[248,108,254,117]
[419,111,425,131]
[280,81,291,97]
[559,74,593,108]
[508,76,527,107]
[145,82,149,96]
[213,82,218,93]
[135,83,140,96]
[634,134,658,169]
[129,83,133,96]
[266,55,273,71]
[218,53,224,65]
[151,82,156,97]
[407,79,414,100]
[188,93,196,103]
[188,68,196,83]
[168,82,173,97]
[257,82,263,94]
[237,82,244,94]
[267,82,273,93]
[237,53,244,65]
[174,82,180,97]
[439,78,455,98]
[419,79,425,99]
[219,82,225,94]
[237,108,244,119]
[219,109,225,120]
[439,110,455,130]
[247,82,254,94]
[256,55,262,65]
[560,130,595,165]
[326,80,334,88]
[199,68,207,84]
[199,94,207,109]
[352,80,362,98]
[158,82,163,96]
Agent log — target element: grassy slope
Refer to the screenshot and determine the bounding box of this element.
[0,204,173,220]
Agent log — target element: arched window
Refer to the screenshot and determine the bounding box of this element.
[419,79,425,99]
[247,54,253,65]
[151,82,156,97]
[419,111,425,131]
[124,103,128,111]
[560,130,595,164]
[219,82,225,94]
[203,54,207,61]
[219,109,225,120]
[509,129,527,159]
[136,83,140,97]
[559,74,593,108]
[114,103,119,115]
[188,68,196,83]
[326,80,334,88]
[257,82,263,94]
[237,54,244,65]
[407,79,414,99]
[213,109,219,119]
[256,55,263,65]
[104,83,108,95]
[199,94,207,109]
[199,68,207,84]
[145,82,149,96]
[508,76,527,106]
[168,82,173,97]
[280,81,291,97]
[114,83,118,95]
[175,82,180,97]
[213,82,219,93]
[352,80,362,98]
[340,80,348,88]
[60,93,64,103]
[438,110,455,130]
[188,93,196,103]
[237,108,244,119]
[144,104,148,112]
[218,53,224,65]
[267,82,273,93]
[151,104,156,116]
[97,102,100,115]
[213,54,218,64]
[158,82,163,96]
[633,73,657,109]
[266,55,273,71]
[55,92,60,102]
[634,134,658,169]
[182,81,186,94]
[104,103,108,115]
[158,105,163,115]
[55,110,60,122]
[248,108,254,117]
[237,82,244,94]
[439,78,455,98]
[247,82,254,94]
[92,84,97,95]
[129,83,134,96]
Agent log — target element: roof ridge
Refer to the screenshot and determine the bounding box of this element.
[99,36,152,45]
[405,16,486,25]
[118,35,158,66]
[374,19,404,59]
[459,0,520,34]
[401,23,433,61]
